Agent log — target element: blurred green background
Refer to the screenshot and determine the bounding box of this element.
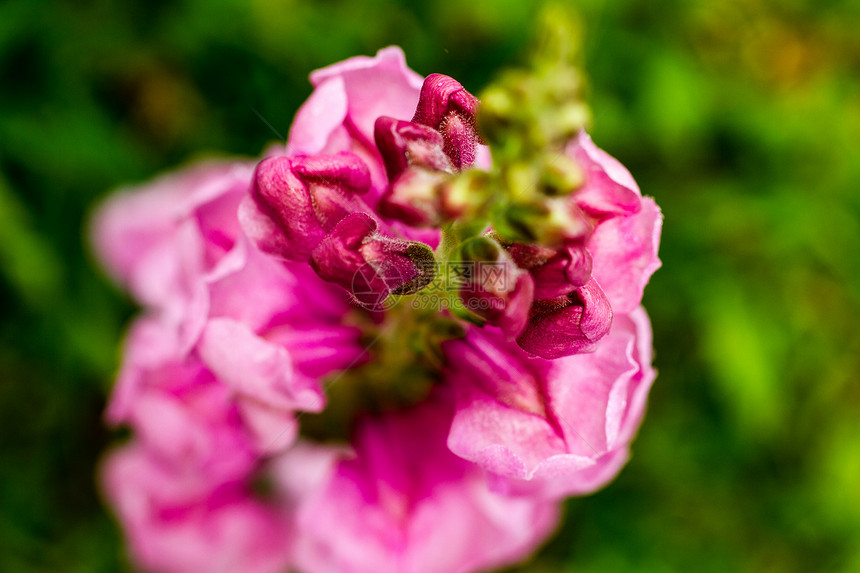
[1,0,859,571]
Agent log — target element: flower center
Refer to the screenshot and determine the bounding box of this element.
[299,300,464,442]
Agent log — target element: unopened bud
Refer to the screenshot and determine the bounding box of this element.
[248,153,370,262]
[310,213,436,309]
[516,279,612,359]
[412,74,481,170]
[453,236,534,338]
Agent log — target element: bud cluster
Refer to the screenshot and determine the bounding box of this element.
[246,47,645,363]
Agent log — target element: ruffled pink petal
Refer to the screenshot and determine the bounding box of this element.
[612,307,657,446]
[447,310,654,498]
[102,443,292,573]
[205,238,300,332]
[203,240,367,381]
[92,161,255,357]
[488,447,631,499]
[200,234,366,415]
[91,161,253,290]
[107,323,260,484]
[288,46,424,199]
[235,399,300,454]
[445,328,566,480]
[198,317,322,412]
[288,76,349,155]
[587,196,663,314]
[130,383,257,485]
[305,46,424,148]
[568,131,641,216]
[106,317,183,424]
[275,393,559,573]
[264,319,369,381]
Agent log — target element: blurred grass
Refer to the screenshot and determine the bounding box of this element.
[1,0,859,571]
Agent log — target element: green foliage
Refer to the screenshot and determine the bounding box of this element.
[1,0,858,571]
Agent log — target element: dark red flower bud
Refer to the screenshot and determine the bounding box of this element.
[248,152,371,262]
[412,74,481,170]
[516,279,612,359]
[310,213,436,309]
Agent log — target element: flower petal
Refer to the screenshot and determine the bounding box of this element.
[275,392,559,573]
[447,310,654,498]
[588,196,663,314]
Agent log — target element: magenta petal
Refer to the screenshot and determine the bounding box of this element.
[568,131,642,217]
[198,318,323,413]
[588,196,663,314]
[562,245,593,286]
[447,310,655,498]
[439,112,478,169]
[412,74,479,129]
[517,279,613,359]
[310,212,380,283]
[276,394,559,573]
[246,156,326,261]
[374,116,457,227]
[461,273,534,338]
[102,443,292,573]
[292,152,372,197]
[495,272,534,338]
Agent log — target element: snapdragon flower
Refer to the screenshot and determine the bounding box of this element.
[95,40,661,573]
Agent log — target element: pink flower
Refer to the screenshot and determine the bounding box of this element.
[94,46,662,573]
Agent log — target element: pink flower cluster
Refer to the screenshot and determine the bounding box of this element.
[94,47,662,573]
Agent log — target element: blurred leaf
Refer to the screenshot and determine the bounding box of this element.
[0,172,63,308]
